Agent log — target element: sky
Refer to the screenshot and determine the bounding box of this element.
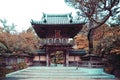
[0,0,76,32]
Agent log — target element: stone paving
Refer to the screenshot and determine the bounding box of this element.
[2,67,116,80]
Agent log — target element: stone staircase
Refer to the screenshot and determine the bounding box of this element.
[4,67,115,80]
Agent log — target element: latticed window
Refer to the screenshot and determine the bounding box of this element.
[49,38,53,44]
[54,38,61,44]
[62,38,67,44]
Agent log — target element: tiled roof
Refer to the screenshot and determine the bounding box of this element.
[34,49,46,54]
[69,49,86,55]
[31,13,82,24]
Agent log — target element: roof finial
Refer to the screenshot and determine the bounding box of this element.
[42,13,47,23]
[68,13,73,23]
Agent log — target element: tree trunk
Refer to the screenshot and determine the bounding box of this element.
[87,29,94,54]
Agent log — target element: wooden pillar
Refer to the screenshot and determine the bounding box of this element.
[74,56,75,61]
[46,47,49,67]
[15,57,17,64]
[46,53,49,66]
[39,55,40,65]
[74,55,75,64]
[46,47,50,67]
[66,50,69,67]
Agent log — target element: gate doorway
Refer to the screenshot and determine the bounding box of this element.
[50,51,64,66]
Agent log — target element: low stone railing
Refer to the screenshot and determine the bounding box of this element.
[77,61,104,68]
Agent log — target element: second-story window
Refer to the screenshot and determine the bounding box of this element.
[54,38,61,44]
[49,38,53,44]
[55,38,60,44]
[62,38,67,44]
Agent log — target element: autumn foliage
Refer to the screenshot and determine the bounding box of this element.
[74,34,88,50]
[0,27,40,55]
[74,24,120,55]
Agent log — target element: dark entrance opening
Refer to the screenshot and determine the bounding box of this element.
[50,51,64,66]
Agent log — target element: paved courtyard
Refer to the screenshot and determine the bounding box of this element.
[2,67,116,80]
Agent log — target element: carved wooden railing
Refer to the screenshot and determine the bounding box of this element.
[40,38,74,45]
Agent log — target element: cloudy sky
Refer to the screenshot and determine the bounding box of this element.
[0,0,75,32]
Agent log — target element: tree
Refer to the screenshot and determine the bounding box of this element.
[108,15,120,27]
[0,24,40,55]
[0,41,8,54]
[107,5,120,27]
[0,18,16,34]
[95,26,120,55]
[17,29,40,53]
[65,0,120,54]
[74,34,88,50]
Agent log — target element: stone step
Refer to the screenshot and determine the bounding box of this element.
[23,69,84,73]
[5,67,115,80]
[23,67,105,74]
[28,66,76,69]
[7,74,115,78]
[4,77,115,80]
[8,73,109,76]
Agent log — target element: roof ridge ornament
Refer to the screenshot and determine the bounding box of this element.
[42,13,47,23]
[68,13,73,23]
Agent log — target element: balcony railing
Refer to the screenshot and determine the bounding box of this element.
[40,38,74,45]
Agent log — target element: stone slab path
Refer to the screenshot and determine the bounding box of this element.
[2,67,116,80]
